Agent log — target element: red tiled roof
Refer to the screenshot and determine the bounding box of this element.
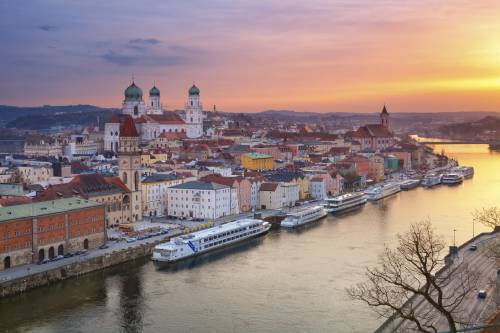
[137,112,185,125]
[200,174,237,187]
[120,115,139,137]
[0,196,32,206]
[352,124,393,138]
[260,182,279,191]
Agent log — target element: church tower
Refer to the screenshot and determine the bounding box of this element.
[122,81,147,118]
[118,115,142,222]
[380,104,390,131]
[185,84,203,138]
[148,85,162,115]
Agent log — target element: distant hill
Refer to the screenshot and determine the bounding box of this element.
[436,116,500,140]
[0,105,118,130]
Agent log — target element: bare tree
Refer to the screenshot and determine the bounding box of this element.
[472,207,500,264]
[8,169,25,184]
[473,207,500,230]
[347,220,478,333]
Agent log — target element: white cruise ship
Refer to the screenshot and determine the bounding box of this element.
[281,205,327,228]
[452,166,474,179]
[441,173,464,185]
[421,173,442,188]
[364,183,401,201]
[152,219,270,264]
[324,192,367,214]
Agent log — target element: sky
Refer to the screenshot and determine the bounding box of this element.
[1,0,500,113]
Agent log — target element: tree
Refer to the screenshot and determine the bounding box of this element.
[472,207,500,230]
[347,220,478,333]
[472,207,500,264]
[8,169,25,184]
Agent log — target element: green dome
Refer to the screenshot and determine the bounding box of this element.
[149,86,160,97]
[124,82,143,100]
[188,84,200,96]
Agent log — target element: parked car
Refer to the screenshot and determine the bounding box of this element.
[64,252,75,258]
[99,244,109,250]
[469,244,477,251]
[160,229,169,235]
[478,290,487,299]
[126,237,137,243]
[37,258,50,265]
[76,249,88,256]
[50,255,64,262]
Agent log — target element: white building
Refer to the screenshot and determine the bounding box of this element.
[141,173,194,217]
[167,181,238,219]
[259,182,299,210]
[309,177,327,200]
[104,82,205,152]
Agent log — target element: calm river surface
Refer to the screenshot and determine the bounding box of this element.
[1,144,499,333]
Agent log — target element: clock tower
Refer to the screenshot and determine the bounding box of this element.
[118,115,142,222]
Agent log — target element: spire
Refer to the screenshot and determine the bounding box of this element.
[381,104,388,115]
[120,115,139,137]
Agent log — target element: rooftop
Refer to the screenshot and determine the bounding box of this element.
[244,152,273,159]
[169,180,229,191]
[0,197,101,223]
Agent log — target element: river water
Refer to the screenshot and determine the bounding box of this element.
[1,144,499,333]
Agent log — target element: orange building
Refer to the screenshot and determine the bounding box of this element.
[0,198,105,270]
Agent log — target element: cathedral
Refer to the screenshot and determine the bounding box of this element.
[104,82,204,152]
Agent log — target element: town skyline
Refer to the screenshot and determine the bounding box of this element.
[2,1,500,113]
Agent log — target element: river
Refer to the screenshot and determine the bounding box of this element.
[1,143,499,333]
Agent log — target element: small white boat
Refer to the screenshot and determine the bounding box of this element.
[324,192,367,214]
[451,166,474,179]
[281,205,327,228]
[364,183,401,201]
[152,219,270,264]
[441,173,464,185]
[421,173,442,188]
[399,179,420,190]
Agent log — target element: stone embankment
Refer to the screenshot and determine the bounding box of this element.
[0,238,163,298]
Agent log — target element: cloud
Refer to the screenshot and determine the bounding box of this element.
[39,25,57,32]
[100,50,187,67]
[128,38,161,45]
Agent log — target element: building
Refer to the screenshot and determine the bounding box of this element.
[24,137,63,158]
[167,181,238,219]
[185,84,204,138]
[259,182,299,209]
[35,174,132,228]
[117,115,142,222]
[200,174,253,212]
[309,177,327,200]
[0,198,105,270]
[351,106,395,151]
[369,154,385,182]
[104,83,205,152]
[141,173,193,217]
[241,152,274,170]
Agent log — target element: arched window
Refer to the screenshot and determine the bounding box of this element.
[134,171,139,191]
[123,172,128,184]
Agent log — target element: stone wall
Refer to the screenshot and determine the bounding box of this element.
[0,236,168,298]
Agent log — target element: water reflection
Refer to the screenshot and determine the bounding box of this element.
[119,267,144,333]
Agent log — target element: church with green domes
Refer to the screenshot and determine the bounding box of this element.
[104,82,204,152]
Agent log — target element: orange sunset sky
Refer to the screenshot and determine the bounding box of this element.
[1,0,500,113]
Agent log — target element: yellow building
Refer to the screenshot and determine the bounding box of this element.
[141,151,170,167]
[241,152,274,170]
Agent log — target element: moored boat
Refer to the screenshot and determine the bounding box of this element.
[281,205,327,228]
[399,179,420,190]
[451,166,474,179]
[324,192,367,214]
[364,182,401,201]
[152,219,270,264]
[421,173,442,188]
[441,173,464,185]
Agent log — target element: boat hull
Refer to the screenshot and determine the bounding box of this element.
[153,225,271,265]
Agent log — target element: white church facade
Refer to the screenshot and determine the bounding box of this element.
[105,82,204,152]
